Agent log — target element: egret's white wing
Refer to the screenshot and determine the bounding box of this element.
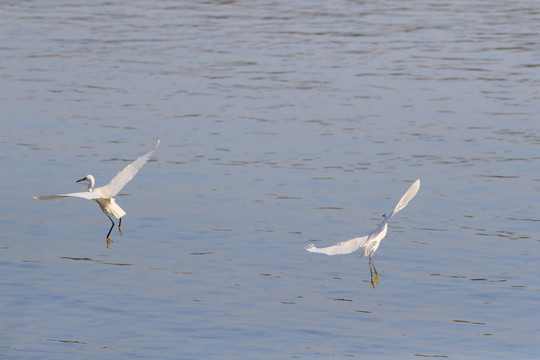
[34,192,101,200]
[391,179,420,216]
[101,140,160,197]
[306,235,369,255]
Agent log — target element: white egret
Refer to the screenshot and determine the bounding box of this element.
[306,179,420,288]
[34,140,160,248]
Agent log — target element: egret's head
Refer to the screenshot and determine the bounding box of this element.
[76,174,95,191]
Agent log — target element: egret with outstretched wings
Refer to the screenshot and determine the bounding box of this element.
[306,179,420,288]
[35,140,160,248]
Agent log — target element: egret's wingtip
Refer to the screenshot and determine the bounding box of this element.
[305,243,316,252]
[155,139,161,149]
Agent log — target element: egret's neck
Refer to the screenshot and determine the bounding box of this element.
[378,218,389,233]
[87,176,95,192]
[381,222,388,235]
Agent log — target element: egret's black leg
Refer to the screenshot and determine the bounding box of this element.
[106,214,115,248]
[369,258,375,289]
[118,217,123,236]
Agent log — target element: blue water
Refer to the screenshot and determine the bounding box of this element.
[1,1,539,359]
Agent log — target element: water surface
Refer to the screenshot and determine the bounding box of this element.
[1,1,539,359]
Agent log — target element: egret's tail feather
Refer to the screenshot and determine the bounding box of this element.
[107,199,126,219]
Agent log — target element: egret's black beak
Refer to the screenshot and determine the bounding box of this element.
[76,177,86,183]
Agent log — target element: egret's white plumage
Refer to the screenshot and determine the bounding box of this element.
[34,140,160,248]
[306,179,420,288]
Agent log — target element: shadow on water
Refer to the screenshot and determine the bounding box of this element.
[61,256,132,266]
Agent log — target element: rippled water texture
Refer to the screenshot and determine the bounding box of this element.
[1,1,539,359]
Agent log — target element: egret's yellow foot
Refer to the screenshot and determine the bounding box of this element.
[370,277,375,289]
[374,273,379,284]
[107,237,113,248]
[118,226,123,236]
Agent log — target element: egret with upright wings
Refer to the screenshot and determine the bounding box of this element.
[306,179,420,288]
[35,140,160,248]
